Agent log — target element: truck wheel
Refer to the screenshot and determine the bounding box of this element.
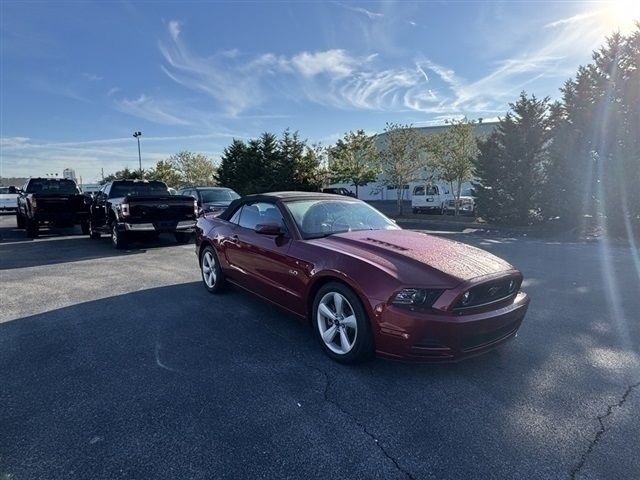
[16,212,25,229]
[175,232,192,244]
[111,223,127,249]
[26,219,39,238]
[80,221,90,235]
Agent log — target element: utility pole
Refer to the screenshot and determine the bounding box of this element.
[133,131,142,175]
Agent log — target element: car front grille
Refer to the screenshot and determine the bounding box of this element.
[453,276,521,311]
[460,319,520,351]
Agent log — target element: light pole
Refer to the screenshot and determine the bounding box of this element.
[133,131,142,175]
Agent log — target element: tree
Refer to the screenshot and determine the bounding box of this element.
[216,131,323,195]
[100,167,144,184]
[378,123,424,215]
[474,93,552,225]
[328,130,379,198]
[543,28,640,236]
[170,151,217,187]
[217,139,248,193]
[426,119,479,216]
[145,160,182,187]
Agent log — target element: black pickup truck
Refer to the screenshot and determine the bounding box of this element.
[12,178,90,238]
[88,179,197,249]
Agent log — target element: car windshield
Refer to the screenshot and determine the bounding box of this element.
[200,189,240,203]
[110,182,169,197]
[286,199,399,239]
[25,179,79,194]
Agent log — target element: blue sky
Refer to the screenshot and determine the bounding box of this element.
[1,0,638,182]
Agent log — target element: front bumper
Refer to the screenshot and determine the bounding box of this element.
[119,220,196,233]
[373,291,530,362]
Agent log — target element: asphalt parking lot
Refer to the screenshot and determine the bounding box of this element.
[1,213,638,480]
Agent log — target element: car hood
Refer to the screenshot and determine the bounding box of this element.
[311,229,514,285]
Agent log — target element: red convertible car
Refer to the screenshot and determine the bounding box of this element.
[195,192,529,363]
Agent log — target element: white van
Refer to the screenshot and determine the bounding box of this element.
[411,184,452,214]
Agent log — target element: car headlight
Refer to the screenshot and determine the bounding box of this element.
[392,288,443,307]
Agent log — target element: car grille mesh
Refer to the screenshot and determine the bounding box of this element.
[453,276,521,310]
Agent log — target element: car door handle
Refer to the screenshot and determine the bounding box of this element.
[230,234,239,243]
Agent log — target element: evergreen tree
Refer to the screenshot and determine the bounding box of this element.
[216,131,323,195]
[217,139,248,193]
[543,28,640,236]
[474,93,551,225]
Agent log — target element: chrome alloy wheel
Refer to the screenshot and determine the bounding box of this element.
[317,291,358,355]
[201,250,217,288]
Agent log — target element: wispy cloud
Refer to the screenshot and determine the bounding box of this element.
[168,19,181,41]
[291,49,357,78]
[114,94,191,126]
[82,72,103,82]
[544,10,603,29]
[334,2,384,20]
[153,12,618,124]
[0,132,242,180]
[1,136,31,147]
[29,78,89,102]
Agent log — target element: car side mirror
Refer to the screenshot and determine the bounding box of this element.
[255,223,283,236]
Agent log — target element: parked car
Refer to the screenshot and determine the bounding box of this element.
[0,186,19,212]
[322,187,356,197]
[178,186,240,215]
[444,188,477,216]
[12,178,90,238]
[88,179,197,249]
[411,184,452,214]
[195,192,529,364]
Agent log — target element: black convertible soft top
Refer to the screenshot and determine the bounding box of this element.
[217,191,347,221]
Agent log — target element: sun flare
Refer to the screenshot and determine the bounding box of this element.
[605,0,640,32]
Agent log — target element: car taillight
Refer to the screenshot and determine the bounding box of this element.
[120,203,130,217]
[194,200,198,216]
[31,198,37,209]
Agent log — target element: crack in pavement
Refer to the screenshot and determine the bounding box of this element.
[310,365,417,480]
[569,381,640,480]
[242,308,417,478]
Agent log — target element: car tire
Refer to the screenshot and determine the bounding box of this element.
[175,231,192,244]
[80,220,90,235]
[312,282,374,364]
[25,219,39,238]
[200,245,225,293]
[16,212,25,229]
[89,219,101,239]
[111,223,127,249]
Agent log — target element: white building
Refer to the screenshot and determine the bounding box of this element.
[327,121,497,200]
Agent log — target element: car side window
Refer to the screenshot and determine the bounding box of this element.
[413,186,425,196]
[238,202,284,230]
